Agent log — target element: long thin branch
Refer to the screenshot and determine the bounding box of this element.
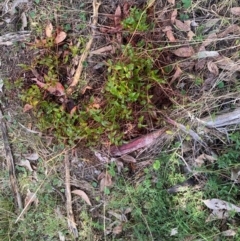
[65,150,78,238]
[0,105,22,210]
[67,0,101,94]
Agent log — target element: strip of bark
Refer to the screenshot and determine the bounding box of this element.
[110,128,167,156]
[0,105,23,210]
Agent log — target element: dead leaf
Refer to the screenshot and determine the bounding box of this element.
[170,228,178,236]
[17,160,33,172]
[45,22,53,37]
[195,59,206,71]
[23,104,33,112]
[24,189,39,211]
[215,56,240,72]
[206,209,229,222]
[20,12,27,31]
[114,5,122,27]
[217,24,240,38]
[230,7,240,16]
[199,33,217,51]
[187,30,195,40]
[23,152,39,161]
[203,198,240,212]
[175,19,191,32]
[112,224,123,235]
[167,0,175,5]
[72,190,92,206]
[99,171,113,192]
[70,106,77,117]
[32,78,65,96]
[116,160,123,173]
[94,151,109,163]
[55,31,67,44]
[231,168,240,183]
[221,229,236,237]
[196,51,219,59]
[170,66,182,84]
[162,26,176,42]
[207,61,219,76]
[170,9,177,24]
[172,47,195,57]
[120,154,136,163]
[194,154,216,167]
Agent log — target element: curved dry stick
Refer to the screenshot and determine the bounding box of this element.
[67,0,101,94]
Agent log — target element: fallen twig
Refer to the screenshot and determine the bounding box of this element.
[67,0,101,94]
[0,104,22,210]
[65,151,78,238]
[110,128,167,156]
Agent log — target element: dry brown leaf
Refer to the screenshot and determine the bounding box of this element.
[114,5,122,27]
[120,154,136,163]
[230,7,240,16]
[17,160,33,172]
[55,31,67,44]
[166,30,176,42]
[170,9,177,24]
[207,61,219,76]
[32,78,65,96]
[214,56,240,72]
[167,0,175,5]
[45,22,53,37]
[217,24,240,38]
[200,33,217,51]
[24,189,39,211]
[187,31,195,40]
[99,171,113,192]
[112,224,123,235]
[162,26,176,42]
[175,19,190,32]
[23,104,33,112]
[194,154,216,167]
[172,47,195,57]
[170,66,182,84]
[72,189,92,206]
[24,152,39,161]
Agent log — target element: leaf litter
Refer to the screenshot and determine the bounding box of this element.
[4,0,240,240]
